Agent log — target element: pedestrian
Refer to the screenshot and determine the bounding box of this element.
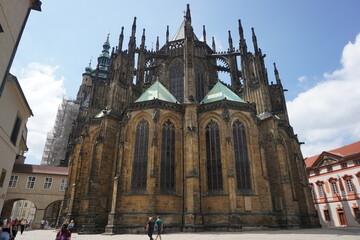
[146,217,155,240]
[1,218,13,240]
[68,220,74,233]
[9,219,19,239]
[20,219,26,235]
[40,219,45,229]
[155,216,163,240]
[55,223,71,240]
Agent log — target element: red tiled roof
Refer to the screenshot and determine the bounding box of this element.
[12,164,69,175]
[305,141,360,168]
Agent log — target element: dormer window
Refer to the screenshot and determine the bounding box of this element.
[327,166,333,172]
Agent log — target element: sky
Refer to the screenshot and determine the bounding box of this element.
[10,0,360,165]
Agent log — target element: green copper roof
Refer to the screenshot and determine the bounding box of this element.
[134,80,179,103]
[201,81,245,104]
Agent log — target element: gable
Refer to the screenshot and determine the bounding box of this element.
[201,81,245,104]
[134,80,179,103]
[312,152,342,168]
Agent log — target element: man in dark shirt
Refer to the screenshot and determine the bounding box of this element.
[146,217,155,240]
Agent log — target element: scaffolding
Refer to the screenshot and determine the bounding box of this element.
[41,98,79,166]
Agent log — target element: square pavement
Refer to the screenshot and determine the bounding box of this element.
[14,227,360,240]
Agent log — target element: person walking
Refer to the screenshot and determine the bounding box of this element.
[68,220,74,233]
[55,223,71,240]
[146,217,155,240]
[20,219,26,235]
[155,216,163,240]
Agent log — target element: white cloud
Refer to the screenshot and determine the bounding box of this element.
[287,34,360,158]
[15,63,66,164]
[297,75,307,82]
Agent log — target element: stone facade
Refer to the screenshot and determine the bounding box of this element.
[63,4,319,233]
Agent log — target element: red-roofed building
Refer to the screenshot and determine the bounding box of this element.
[306,141,360,227]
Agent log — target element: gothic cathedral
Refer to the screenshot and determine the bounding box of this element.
[63,4,319,233]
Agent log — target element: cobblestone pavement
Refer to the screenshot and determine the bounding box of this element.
[14,227,360,240]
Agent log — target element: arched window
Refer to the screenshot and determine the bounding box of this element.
[169,59,184,103]
[232,120,251,193]
[205,120,223,191]
[131,119,149,191]
[160,120,176,192]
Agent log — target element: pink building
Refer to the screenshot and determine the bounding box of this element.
[306,141,360,227]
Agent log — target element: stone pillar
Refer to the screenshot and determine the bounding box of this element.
[33,208,46,229]
[183,104,203,231]
[105,177,118,234]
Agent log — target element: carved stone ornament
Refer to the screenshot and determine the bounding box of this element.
[222,108,230,122]
[227,168,235,178]
[123,112,131,125]
[152,108,160,123]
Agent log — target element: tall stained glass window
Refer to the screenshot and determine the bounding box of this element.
[160,120,176,192]
[169,59,184,103]
[132,119,149,191]
[205,120,223,191]
[232,120,251,193]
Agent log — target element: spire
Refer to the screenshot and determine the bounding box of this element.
[156,36,159,51]
[166,25,169,43]
[185,4,191,21]
[238,19,247,55]
[118,26,124,52]
[128,17,137,52]
[212,37,216,52]
[140,28,146,49]
[97,34,111,78]
[84,58,93,75]
[131,17,137,37]
[251,27,259,55]
[203,25,206,43]
[274,62,281,84]
[228,31,233,52]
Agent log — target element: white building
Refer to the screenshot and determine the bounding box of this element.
[306,141,360,227]
[0,74,32,213]
[0,0,41,213]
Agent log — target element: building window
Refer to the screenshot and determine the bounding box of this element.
[341,162,347,169]
[324,209,331,221]
[232,120,251,193]
[318,184,325,197]
[345,179,355,192]
[24,202,28,207]
[169,59,184,103]
[327,166,333,172]
[160,120,176,192]
[354,160,360,166]
[0,168,7,188]
[8,175,19,188]
[131,119,149,191]
[26,176,36,189]
[60,178,67,191]
[310,185,315,199]
[314,169,320,175]
[10,116,22,145]
[353,207,360,221]
[331,182,339,195]
[43,177,53,190]
[205,120,223,191]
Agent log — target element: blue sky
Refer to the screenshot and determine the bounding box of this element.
[11,0,360,164]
